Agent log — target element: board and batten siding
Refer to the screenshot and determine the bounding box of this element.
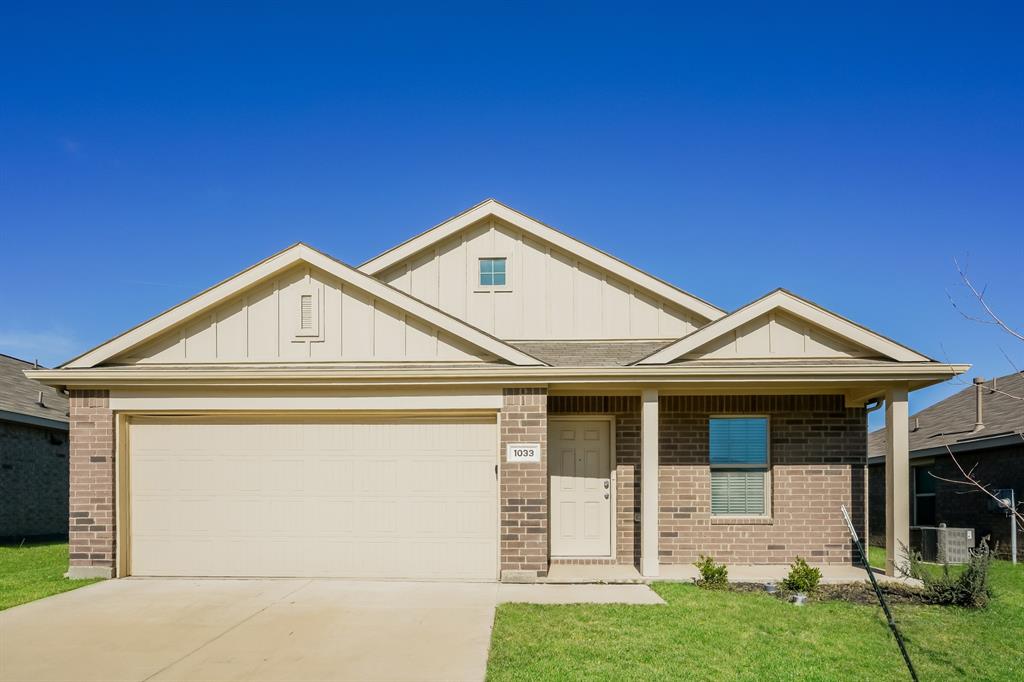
[681,310,872,360]
[115,265,493,364]
[378,218,709,340]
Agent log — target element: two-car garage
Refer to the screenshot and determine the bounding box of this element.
[126,416,498,581]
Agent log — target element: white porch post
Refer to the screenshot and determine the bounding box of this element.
[641,388,660,577]
[885,384,910,577]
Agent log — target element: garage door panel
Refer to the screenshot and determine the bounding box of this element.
[129,418,497,580]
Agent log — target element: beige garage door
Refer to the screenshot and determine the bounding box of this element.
[128,417,497,580]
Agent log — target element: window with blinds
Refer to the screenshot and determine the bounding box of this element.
[709,417,769,516]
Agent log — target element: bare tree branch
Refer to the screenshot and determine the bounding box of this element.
[928,444,1024,533]
[954,257,1024,343]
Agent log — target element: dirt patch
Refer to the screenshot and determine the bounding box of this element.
[729,581,930,606]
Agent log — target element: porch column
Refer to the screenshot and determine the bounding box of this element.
[885,384,910,577]
[641,388,660,577]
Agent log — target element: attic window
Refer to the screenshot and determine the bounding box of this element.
[479,258,507,287]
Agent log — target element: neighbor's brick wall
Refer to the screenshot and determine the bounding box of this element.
[68,390,116,575]
[659,395,866,565]
[869,444,1024,560]
[549,396,641,566]
[500,388,548,577]
[0,421,69,538]
[868,462,887,546]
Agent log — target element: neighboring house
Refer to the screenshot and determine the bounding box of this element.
[1,354,70,539]
[27,199,967,580]
[868,372,1024,560]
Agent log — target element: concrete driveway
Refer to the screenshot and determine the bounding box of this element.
[0,579,661,682]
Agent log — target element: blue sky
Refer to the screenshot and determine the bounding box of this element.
[2,4,1022,429]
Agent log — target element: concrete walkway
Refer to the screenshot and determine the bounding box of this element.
[0,579,662,682]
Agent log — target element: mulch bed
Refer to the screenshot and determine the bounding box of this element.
[729,581,930,605]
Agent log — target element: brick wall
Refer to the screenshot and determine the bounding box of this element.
[68,390,116,578]
[659,395,866,565]
[869,444,1024,560]
[499,387,548,579]
[549,396,641,566]
[0,420,69,538]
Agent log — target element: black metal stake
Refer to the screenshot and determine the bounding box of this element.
[841,505,918,682]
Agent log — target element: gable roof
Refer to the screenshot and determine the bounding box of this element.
[635,289,934,365]
[63,243,546,369]
[868,371,1024,458]
[358,198,726,322]
[0,354,68,429]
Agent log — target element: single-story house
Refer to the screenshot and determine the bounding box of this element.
[28,199,967,580]
[1,353,70,539]
[869,372,1023,560]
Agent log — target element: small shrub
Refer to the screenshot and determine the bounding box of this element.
[906,539,994,609]
[781,556,822,593]
[694,555,728,589]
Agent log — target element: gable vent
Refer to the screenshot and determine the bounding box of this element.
[299,294,314,330]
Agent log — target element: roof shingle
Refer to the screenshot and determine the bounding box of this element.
[0,354,69,426]
[868,372,1024,457]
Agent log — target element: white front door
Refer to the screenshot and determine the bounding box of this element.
[549,419,612,557]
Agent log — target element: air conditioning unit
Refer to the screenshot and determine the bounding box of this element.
[910,525,975,564]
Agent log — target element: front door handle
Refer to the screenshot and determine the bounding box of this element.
[604,492,610,499]
[603,480,610,489]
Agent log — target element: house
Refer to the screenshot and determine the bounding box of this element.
[26,199,967,581]
[868,372,1024,560]
[1,354,70,539]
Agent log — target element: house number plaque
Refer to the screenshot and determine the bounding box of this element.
[506,443,541,463]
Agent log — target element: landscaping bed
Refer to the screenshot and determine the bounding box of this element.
[730,580,930,605]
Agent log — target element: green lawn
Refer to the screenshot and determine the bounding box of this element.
[488,554,1024,681]
[0,541,103,611]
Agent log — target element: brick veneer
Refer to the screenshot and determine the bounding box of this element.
[0,421,69,538]
[549,396,642,566]
[500,387,548,579]
[68,390,116,578]
[868,444,1024,560]
[659,395,866,565]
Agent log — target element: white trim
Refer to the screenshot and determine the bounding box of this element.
[108,389,503,412]
[358,199,725,322]
[63,243,544,369]
[637,289,933,364]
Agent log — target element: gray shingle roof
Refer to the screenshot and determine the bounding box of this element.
[0,354,69,427]
[507,341,673,367]
[868,372,1024,457]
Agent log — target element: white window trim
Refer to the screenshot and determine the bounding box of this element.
[473,254,513,293]
[708,414,771,519]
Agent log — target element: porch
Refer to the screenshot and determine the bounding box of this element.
[501,386,916,582]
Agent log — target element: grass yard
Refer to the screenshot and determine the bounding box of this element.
[488,553,1024,681]
[0,541,103,611]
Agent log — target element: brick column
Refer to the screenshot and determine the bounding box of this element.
[499,387,548,581]
[68,390,116,579]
